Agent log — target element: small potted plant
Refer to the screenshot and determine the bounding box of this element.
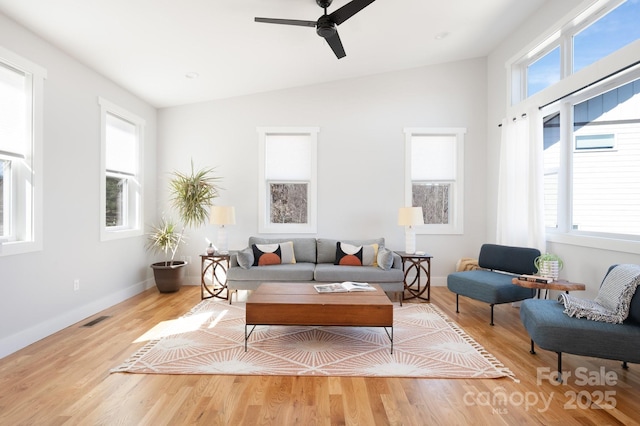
[147,161,221,293]
[534,253,564,281]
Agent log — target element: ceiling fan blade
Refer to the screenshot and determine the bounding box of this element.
[325,31,346,59]
[329,0,376,25]
[254,17,316,27]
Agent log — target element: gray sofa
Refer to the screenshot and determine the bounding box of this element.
[520,265,640,377]
[447,243,540,325]
[226,237,404,304]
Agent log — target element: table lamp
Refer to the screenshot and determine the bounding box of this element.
[210,206,235,254]
[398,207,424,254]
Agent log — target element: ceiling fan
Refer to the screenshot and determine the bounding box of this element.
[255,0,377,59]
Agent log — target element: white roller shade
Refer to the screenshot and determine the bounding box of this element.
[106,112,137,174]
[265,134,311,180]
[411,134,456,180]
[0,64,27,156]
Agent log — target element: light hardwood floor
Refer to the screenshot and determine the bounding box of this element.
[1,286,638,425]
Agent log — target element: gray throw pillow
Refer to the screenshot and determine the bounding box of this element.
[237,247,254,269]
[377,247,394,270]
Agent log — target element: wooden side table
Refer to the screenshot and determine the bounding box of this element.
[511,278,586,299]
[395,251,433,302]
[200,254,230,300]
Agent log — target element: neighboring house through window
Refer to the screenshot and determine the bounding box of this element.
[99,97,144,241]
[542,70,640,239]
[0,47,45,256]
[257,127,318,234]
[404,128,465,234]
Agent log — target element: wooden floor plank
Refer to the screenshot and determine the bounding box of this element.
[0,285,639,425]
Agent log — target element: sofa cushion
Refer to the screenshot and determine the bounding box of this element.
[227,262,316,282]
[248,237,316,263]
[447,270,534,304]
[314,263,403,283]
[377,247,394,270]
[237,247,254,269]
[252,242,296,266]
[478,243,540,275]
[252,244,280,266]
[317,238,385,264]
[334,242,378,267]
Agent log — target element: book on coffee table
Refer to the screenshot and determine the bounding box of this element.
[314,282,375,293]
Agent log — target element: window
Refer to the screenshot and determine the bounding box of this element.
[575,134,615,150]
[258,127,318,234]
[527,46,561,97]
[404,128,465,234]
[573,0,640,73]
[542,71,640,239]
[0,47,45,256]
[513,0,640,103]
[99,98,144,241]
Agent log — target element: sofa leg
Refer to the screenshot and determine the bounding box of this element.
[557,352,563,382]
[530,339,536,354]
[490,304,495,326]
[622,361,629,370]
[455,294,459,313]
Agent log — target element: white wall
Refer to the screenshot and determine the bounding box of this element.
[0,13,157,358]
[158,58,489,287]
[487,0,640,298]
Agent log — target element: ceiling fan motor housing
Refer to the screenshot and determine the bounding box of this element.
[316,15,337,38]
[256,0,376,59]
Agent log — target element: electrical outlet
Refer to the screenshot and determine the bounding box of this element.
[74,279,80,291]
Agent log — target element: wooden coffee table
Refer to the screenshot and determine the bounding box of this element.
[245,282,394,353]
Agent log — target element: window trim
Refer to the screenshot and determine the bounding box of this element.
[98,97,144,241]
[404,127,466,235]
[257,127,318,234]
[0,46,45,257]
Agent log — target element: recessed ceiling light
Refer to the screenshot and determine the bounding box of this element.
[434,32,450,40]
[185,72,199,79]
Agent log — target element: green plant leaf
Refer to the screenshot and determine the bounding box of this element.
[145,217,183,262]
[169,161,221,229]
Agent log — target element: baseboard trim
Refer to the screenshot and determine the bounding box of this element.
[0,279,153,359]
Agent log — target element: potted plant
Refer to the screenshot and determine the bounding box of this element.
[534,253,564,281]
[147,161,221,293]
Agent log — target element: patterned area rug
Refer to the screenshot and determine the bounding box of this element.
[112,299,516,379]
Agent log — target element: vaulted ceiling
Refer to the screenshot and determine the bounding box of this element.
[0,0,546,108]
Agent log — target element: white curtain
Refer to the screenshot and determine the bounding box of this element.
[496,109,546,252]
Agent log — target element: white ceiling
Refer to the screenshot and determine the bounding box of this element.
[0,0,546,108]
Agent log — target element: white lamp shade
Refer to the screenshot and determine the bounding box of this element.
[398,207,424,226]
[210,206,236,225]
